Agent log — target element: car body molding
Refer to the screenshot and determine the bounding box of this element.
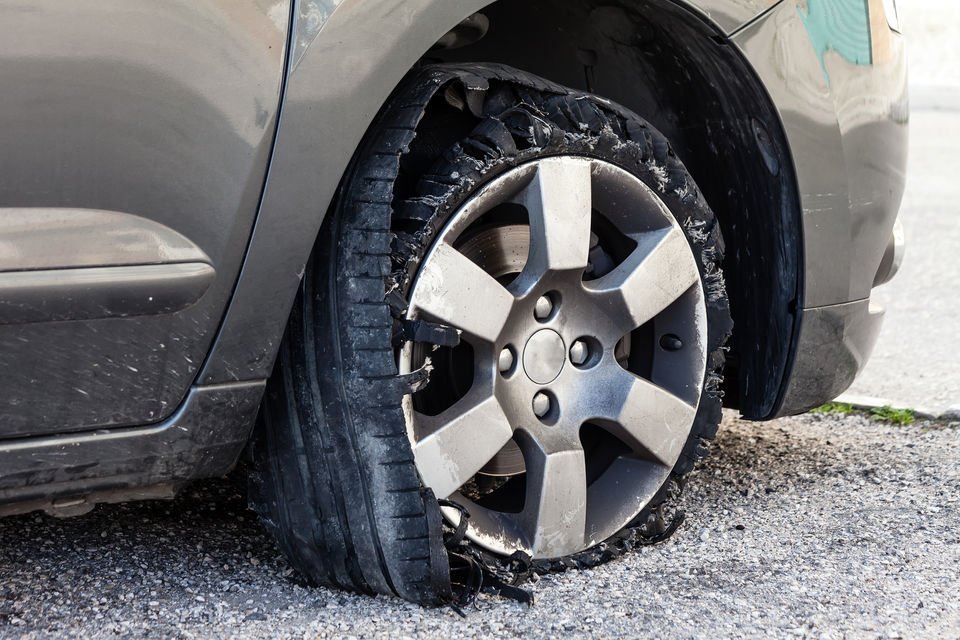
[0,208,215,324]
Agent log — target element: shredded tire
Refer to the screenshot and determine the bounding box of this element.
[248,62,732,606]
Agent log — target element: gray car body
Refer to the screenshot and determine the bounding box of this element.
[0,0,907,513]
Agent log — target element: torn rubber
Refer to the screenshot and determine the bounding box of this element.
[383,63,730,605]
[400,318,461,348]
[250,61,731,608]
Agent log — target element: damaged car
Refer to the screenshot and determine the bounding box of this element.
[0,0,906,604]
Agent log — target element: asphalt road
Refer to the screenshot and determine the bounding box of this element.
[1,412,958,640]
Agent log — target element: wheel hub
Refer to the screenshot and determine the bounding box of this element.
[522,329,565,384]
[400,156,708,559]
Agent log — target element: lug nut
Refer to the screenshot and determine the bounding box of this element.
[569,340,589,365]
[498,347,515,373]
[532,392,551,418]
[659,334,684,351]
[534,295,553,320]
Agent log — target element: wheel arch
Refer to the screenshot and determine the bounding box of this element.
[200,0,802,420]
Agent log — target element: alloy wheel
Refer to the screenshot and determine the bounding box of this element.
[400,156,707,558]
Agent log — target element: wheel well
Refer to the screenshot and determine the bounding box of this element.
[424,0,803,419]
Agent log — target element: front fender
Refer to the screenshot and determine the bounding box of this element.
[199,0,778,384]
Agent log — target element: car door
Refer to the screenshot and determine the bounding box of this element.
[0,0,289,437]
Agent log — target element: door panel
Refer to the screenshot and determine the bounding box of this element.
[0,0,289,437]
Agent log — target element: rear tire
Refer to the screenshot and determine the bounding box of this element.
[249,63,731,603]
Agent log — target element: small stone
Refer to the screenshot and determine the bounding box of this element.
[940,408,960,421]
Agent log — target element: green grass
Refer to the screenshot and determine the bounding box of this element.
[812,402,917,425]
[869,405,916,425]
[811,402,855,415]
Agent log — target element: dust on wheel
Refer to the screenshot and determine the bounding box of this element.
[401,157,708,559]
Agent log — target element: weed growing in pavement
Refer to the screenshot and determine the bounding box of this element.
[811,402,855,415]
[869,405,916,425]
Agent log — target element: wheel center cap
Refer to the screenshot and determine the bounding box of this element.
[522,329,565,384]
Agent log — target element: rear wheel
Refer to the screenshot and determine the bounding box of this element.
[249,63,731,603]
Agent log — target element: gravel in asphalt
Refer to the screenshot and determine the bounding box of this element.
[2,411,958,639]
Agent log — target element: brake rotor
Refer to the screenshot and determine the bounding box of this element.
[454,224,529,477]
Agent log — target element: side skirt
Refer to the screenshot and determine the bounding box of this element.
[0,380,265,516]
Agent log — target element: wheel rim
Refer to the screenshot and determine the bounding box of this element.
[400,157,707,559]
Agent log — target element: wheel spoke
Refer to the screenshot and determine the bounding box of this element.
[586,226,699,334]
[412,394,515,499]
[410,241,514,343]
[518,158,593,277]
[518,433,587,557]
[593,367,697,466]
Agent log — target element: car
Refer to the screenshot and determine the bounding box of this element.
[0,0,906,605]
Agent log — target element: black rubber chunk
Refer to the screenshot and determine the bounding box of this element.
[401,318,461,348]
